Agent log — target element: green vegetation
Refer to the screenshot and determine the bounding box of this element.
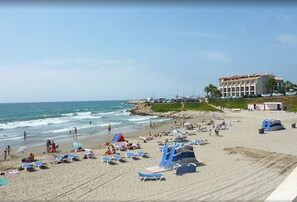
[204,84,221,98]
[150,102,222,112]
[208,96,297,112]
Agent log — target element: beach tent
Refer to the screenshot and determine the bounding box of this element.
[112,133,125,142]
[160,145,198,169]
[262,119,284,131]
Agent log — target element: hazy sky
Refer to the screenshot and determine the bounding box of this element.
[0,3,297,103]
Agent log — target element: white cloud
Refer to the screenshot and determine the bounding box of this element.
[277,33,297,46]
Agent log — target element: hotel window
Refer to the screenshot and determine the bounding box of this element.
[250,86,255,91]
[241,87,244,91]
[232,87,235,91]
[245,86,249,91]
[236,87,239,91]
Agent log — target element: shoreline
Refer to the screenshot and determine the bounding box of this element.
[0,111,220,169]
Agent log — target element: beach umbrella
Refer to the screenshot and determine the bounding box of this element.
[171,129,184,136]
[15,146,29,154]
[72,142,82,148]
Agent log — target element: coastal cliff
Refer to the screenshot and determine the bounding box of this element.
[129,103,219,119]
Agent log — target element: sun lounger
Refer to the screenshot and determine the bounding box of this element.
[173,163,196,175]
[66,154,79,161]
[54,155,68,163]
[34,161,48,169]
[22,163,34,171]
[137,172,164,181]
[125,152,138,160]
[113,155,126,162]
[138,151,149,158]
[101,156,115,164]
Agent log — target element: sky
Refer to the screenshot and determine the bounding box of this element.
[0,2,297,103]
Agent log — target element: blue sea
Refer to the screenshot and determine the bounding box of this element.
[0,100,170,148]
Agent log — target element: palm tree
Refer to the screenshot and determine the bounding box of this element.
[204,86,211,96]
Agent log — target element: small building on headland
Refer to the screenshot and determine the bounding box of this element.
[247,102,285,111]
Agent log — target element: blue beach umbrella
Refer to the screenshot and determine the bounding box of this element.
[0,179,9,186]
[72,142,82,148]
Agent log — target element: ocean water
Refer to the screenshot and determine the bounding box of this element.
[0,100,171,148]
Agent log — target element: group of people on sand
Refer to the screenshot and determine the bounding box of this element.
[104,145,117,155]
[46,139,58,153]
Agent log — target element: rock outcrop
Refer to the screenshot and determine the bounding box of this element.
[128,103,222,119]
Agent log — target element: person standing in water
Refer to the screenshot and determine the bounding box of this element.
[108,124,111,134]
[74,127,78,140]
[24,131,27,141]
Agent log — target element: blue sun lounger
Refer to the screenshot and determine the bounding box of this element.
[34,161,48,169]
[137,151,149,158]
[174,163,197,175]
[66,154,79,161]
[125,152,138,160]
[22,163,34,171]
[101,156,115,164]
[137,172,164,181]
[113,155,126,162]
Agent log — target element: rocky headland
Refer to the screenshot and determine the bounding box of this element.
[128,103,223,119]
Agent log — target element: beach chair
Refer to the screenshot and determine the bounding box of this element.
[101,156,116,164]
[66,154,79,161]
[137,151,149,158]
[54,155,68,163]
[125,152,138,160]
[113,155,126,163]
[173,163,196,176]
[22,163,34,171]
[33,161,48,169]
[137,172,164,181]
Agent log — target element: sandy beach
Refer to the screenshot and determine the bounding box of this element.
[1,109,297,201]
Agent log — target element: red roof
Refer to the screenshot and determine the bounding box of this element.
[219,74,274,81]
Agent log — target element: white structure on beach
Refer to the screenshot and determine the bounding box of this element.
[247,102,284,111]
[219,74,284,98]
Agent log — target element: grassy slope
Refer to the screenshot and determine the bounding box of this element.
[150,102,222,112]
[208,96,297,112]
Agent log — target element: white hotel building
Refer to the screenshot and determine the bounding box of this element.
[219,74,284,98]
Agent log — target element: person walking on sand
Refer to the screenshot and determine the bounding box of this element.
[7,145,11,155]
[24,131,27,141]
[4,148,7,161]
[108,124,111,134]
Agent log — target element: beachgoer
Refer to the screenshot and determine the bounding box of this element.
[24,131,27,140]
[46,140,51,153]
[89,121,92,125]
[28,153,34,162]
[108,124,111,134]
[104,147,112,155]
[4,148,7,161]
[111,146,116,154]
[74,127,78,140]
[7,145,11,155]
[125,141,130,150]
[51,141,56,152]
[209,129,212,136]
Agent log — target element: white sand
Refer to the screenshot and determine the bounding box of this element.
[1,110,297,201]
